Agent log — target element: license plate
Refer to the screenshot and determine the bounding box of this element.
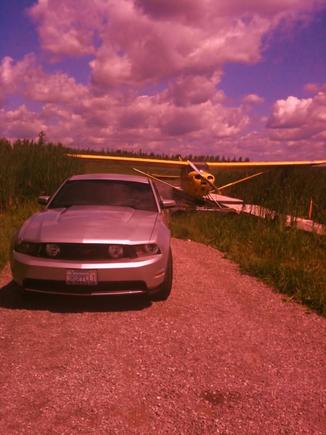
[66,270,98,286]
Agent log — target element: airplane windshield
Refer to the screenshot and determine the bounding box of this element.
[48,179,158,211]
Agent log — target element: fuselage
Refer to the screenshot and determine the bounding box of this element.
[180,164,215,198]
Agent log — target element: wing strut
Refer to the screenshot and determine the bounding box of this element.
[132,168,181,192]
[217,171,265,191]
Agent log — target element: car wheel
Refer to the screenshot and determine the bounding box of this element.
[151,249,173,301]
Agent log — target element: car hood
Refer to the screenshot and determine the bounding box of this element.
[19,206,159,244]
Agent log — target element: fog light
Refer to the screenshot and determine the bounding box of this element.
[46,243,61,257]
[108,244,124,259]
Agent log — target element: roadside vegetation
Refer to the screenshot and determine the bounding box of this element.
[0,138,82,270]
[0,138,325,315]
[171,212,326,315]
[0,200,39,271]
[222,167,326,225]
[0,138,82,211]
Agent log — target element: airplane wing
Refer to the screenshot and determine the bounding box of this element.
[66,153,188,167]
[67,153,326,168]
[206,160,326,168]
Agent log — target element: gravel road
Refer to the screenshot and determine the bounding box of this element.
[0,238,325,434]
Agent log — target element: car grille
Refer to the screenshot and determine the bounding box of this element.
[23,279,147,294]
[40,243,135,260]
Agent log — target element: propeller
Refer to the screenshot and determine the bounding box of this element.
[188,160,265,192]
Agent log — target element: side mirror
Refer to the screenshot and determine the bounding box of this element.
[38,195,50,205]
[161,199,176,209]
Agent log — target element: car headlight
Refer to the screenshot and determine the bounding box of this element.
[108,244,161,258]
[135,243,161,257]
[15,241,41,256]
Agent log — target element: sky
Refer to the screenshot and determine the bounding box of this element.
[0,0,326,160]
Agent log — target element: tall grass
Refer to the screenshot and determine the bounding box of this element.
[0,139,82,212]
[0,139,83,271]
[171,212,326,315]
[214,167,326,224]
[0,200,40,271]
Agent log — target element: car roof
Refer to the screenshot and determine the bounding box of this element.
[68,173,150,184]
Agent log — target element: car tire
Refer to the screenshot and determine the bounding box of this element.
[151,249,173,301]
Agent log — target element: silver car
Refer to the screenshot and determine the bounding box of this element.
[11,173,175,300]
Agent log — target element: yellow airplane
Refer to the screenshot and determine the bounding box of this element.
[66,152,326,208]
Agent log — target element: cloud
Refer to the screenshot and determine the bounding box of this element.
[304,82,320,94]
[267,96,313,128]
[26,0,325,93]
[136,0,324,20]
[28,0,104,56]
[0,105,46,138]
[0,0,324,160]
[0,54,87,104]
[266,88,326,143]
[163,74,224,107]
[28,0,323,88]
[0,56,33,96]
[242,93,264,105]
[90,7,270,88]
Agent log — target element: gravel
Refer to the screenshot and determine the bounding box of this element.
[0,238,325,434]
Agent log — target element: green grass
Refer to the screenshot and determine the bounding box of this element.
[0,140,83,211]
[216,167,326,224]
[0,200,40,271]
[171,211,326,315]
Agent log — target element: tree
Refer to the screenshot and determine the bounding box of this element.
[38,131,46,145]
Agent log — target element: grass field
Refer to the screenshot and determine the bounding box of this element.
[0,200,40,271]
[0,140,82,211]
[222,167,326,224]
[171,211,326,315]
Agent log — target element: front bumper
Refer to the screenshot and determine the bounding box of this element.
[11,251,166,296]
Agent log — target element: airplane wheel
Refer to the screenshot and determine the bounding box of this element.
[151,249,173,301]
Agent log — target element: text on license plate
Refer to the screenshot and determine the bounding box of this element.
[66,270,98,285]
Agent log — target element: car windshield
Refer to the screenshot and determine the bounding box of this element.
[48,179,158,211]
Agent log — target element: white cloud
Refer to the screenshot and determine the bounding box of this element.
[267,90,326,145]
[268,96,313,128]
[242,93,264,105]
[0,105,46,138]
[28,0,323,86]
[0,54,88,104]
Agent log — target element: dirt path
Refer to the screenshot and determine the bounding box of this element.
[0,238,325,434]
